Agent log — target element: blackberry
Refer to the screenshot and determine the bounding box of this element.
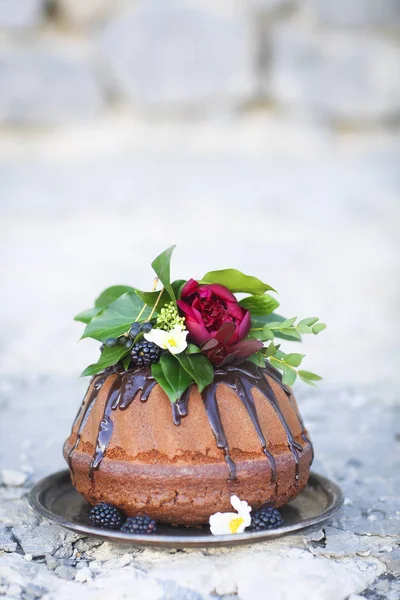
[88,502,124,530]
[141,321,153,333]
[249,506,284,531]
[120,516,157,535]
[131,340,161,368]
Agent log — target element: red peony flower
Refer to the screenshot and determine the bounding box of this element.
[177,279,262,366]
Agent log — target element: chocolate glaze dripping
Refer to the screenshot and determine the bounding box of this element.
[89,375,123,479]
[78,362,311,485]
[67,373,107,477]
[201,379,237,481]
[263,362,314,465]
[172,385,191,426]
[233,376,277,482]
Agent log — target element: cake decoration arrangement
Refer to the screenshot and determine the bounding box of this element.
[65,245,326,536]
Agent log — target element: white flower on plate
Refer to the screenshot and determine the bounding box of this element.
[144,325,188,355]
[209,495,252,535]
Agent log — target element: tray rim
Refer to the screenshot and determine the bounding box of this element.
[28,469,343,548]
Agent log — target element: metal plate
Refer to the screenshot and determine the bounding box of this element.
[28,470,343,548]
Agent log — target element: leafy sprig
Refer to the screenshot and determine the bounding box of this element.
[75,245,326,400]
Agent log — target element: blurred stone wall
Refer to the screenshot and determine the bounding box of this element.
[0,0,399,128]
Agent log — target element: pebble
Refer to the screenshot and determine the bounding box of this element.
[54,565,76,581]
[7,584,22,597]
[75,567,92,582]
[45,555,58,570]
[26,583,48,598]
[1,470,27,487]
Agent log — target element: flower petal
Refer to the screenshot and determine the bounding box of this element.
[205,283,237,304]
[177,300,210,345]
[237,309,252,340]
[209,512,239,536]
[144,328,169,349]
[180,279,199,298]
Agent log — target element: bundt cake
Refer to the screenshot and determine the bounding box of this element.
[67,246,324,530]
[64,362,313,526]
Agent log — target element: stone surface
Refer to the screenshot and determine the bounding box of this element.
[311,0,400,28]
[0,528,17,553]
[269,25,400,123]
[12,525,62,557]
[98,0,256,110]
[0,0,44,30]
[0,43,105,125]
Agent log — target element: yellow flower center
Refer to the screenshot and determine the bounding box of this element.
[229,517,244,534]
[168,338,177,347]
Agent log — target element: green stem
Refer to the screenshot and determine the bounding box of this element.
[147,287,164,322]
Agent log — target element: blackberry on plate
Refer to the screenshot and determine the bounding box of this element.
[131,340,161,368]
[249,506,284,531]
[121,516,157,535]
[88,502,124,530]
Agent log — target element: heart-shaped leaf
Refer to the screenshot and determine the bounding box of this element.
[82,292,151,342]
[95,286,135,308]
[174,352,214,392]
[81,345,130,377]
[239,294,279,315]
[151,353,193,403]
[151,246,176,303]
[201,269,276,295]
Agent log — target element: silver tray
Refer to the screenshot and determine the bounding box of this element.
[28,470,343,548]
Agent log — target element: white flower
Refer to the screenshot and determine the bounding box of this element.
[209,495,252,535]
[144,325,188,355]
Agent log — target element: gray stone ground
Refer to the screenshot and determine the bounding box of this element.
[0,115,399,599]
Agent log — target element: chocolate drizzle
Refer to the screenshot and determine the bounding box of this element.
[67,373,107,479]
[69,362,312,485]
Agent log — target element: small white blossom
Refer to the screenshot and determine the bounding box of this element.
[144,325,188,355]
[209,495,252,536]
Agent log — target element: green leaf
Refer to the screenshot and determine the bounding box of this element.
[281,366,297,386]
[270,358,297,386]
[151,245,176,303]
[174,352,214,393]
[201,269,276,295]
[122,355,131,371]
[250,313,300,342]
[82,292,151,342]
[280,327,302,340]
[239,294,279,315]
[81,346,130,377]
[280,317,297,328]
[284,353,305,367]
[266,342,277,357]
[297,317,319,334]
[172,279,187,299]
[312,323,327,334]
[247,352,265,367]
[151,354,193,403]
[298,370,323,381]
[134,289,170,311]
[186,344,201,354]
[74,307,102,324]
[95,285,135,309]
